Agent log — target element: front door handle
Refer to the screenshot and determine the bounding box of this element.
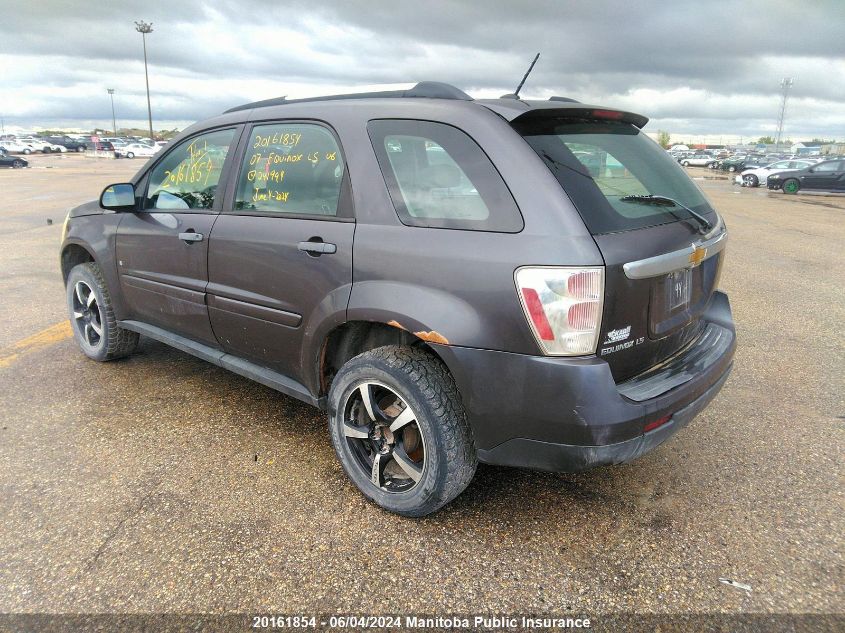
[297,240,337,255]
[178,231,204,244]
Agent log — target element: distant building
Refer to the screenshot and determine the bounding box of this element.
[790,142,824,156]
[820,143,845,155]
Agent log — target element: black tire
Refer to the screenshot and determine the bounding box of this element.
[76,146,85,153]
[126,152,135,159]
[328,345,477,517]
[782,178,800,194]
[66,262,139,361]
[681,160,690,166]
[12,160,24,169]
[728,165,737,172]
[23,148,31,155]
[746,174,759,187]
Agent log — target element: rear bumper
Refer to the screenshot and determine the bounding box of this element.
[438,291,735,472]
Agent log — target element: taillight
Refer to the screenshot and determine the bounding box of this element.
[515,267,604,356]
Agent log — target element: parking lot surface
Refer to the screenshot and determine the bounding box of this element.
[0,155,842,614]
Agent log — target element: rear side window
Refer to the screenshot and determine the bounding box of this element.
[234,123,345,216]
[146,128,235,210]
[813,161,842,172]
[514,118,715,235]
[368,120,522,232]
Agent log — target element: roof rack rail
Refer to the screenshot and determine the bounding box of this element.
[549,96,580,103]
[225,81,472,113]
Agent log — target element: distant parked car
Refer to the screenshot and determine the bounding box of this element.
[17,138,66,153]
[0,151,28,168]
[0,140,37,154]
[44,135,89,152]
[720,156,767,173]
[116,142,160,159]
[737,159,817,187]
[680,154,718,167]
[90,141,116,152]
[767,159,845,194]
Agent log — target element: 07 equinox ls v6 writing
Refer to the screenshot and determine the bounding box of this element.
[60,82,735,516]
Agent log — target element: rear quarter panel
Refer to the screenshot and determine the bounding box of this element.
[298,99,604,354]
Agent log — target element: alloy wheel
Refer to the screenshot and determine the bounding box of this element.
[71,281,104,347]
[342,381,426,493]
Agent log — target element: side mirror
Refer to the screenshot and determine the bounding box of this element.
[100,183,136,210]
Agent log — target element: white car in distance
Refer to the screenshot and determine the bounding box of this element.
[18,138,67,153]
[116,143,161,159]
[679,154,718,167]
[736,159,818,187]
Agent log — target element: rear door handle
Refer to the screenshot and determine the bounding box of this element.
[297,241,337,255]
[178,232,204,243]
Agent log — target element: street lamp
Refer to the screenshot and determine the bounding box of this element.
[134,20,154,141]
[107,88,117,136]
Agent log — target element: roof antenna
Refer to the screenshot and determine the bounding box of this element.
[508,53,540,100]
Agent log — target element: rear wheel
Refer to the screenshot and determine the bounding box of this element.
[681,160,690,166]
[76,146,85,153]
[728,165,737,172]
[23,148,31,155]
[782,178,800,194]
[328,346,477,517]
[126,152,135,159]
[66,262,139,361]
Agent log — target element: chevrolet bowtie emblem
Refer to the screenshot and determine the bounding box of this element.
[688,244,707,267]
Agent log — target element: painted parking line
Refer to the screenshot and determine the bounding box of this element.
[0,321,73,368]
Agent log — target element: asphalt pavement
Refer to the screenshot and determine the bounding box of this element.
[0,154,842,617]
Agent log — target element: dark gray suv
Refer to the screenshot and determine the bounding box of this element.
[60,82,735,516]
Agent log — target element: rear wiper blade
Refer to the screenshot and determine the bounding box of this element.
[620,194,713,233]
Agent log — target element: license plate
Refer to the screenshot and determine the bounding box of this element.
[667,268,692,310]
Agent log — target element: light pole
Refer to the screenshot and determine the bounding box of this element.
[134,20,154,141]
[107,88,117,136]
[775,78,794,151]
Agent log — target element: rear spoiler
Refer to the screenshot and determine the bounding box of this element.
[478,100,649,129]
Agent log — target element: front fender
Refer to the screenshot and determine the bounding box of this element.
[61,213,127,319]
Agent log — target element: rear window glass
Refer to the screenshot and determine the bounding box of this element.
[234,123,345,216]
[368,120,523,232]
[514,118,716,235]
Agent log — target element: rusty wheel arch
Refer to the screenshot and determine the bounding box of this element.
[318,320,450,397]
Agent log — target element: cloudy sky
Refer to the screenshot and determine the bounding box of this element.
[1,0,844,143]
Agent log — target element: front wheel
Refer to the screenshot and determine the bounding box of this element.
[23,148,31,155]
[328,346,477,517]
[681,160,690,167]
[12,160,24,169]
[728,165,737,172]
[745,174,759,187]
[126,152,135,159]
[76,146,85,153]
[782,178,800,194]
[66,262,139,361]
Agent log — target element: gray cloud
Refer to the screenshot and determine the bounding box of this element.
[1,0,844,139]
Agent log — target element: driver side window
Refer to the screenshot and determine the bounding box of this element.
[145,128,235,210]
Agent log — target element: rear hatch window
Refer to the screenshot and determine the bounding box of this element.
[513,118,716,235]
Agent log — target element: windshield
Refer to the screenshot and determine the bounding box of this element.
[514,118,715,234]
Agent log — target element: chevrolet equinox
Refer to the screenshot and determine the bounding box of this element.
[60,82,735,516]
